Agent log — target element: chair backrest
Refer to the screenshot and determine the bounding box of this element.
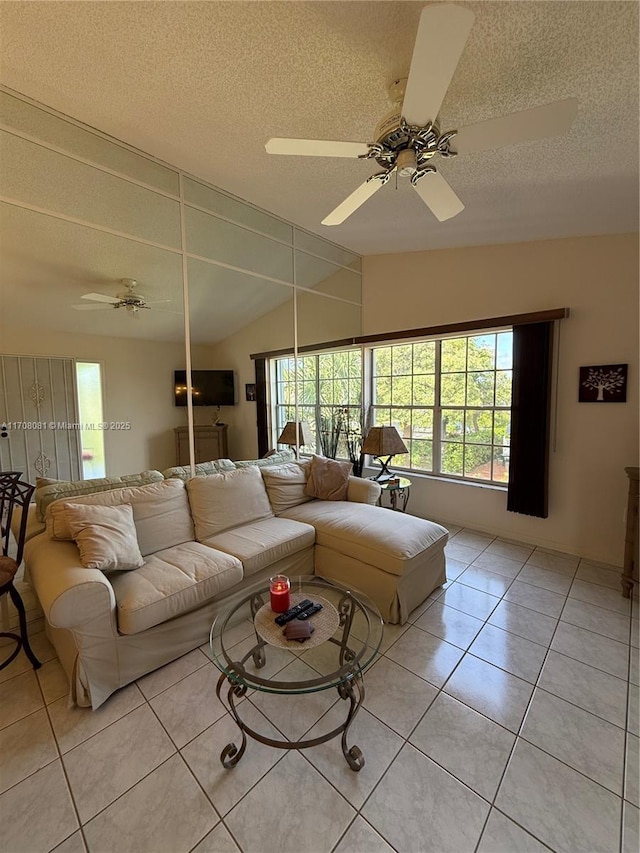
[0,475,35,566]
[0,472,22,536]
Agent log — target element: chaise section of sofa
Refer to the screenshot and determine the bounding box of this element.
[281,500,448,623]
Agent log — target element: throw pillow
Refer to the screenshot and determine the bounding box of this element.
[234,448,296,469]
[64,502,144,571]
[304,455,352,501]
[162,458,236,482]
[261,460,313,514]
[186,465,274,540]
[35,477,60,488]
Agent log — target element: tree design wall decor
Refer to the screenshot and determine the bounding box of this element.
[579,364,627,403]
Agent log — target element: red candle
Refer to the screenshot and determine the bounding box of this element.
[270,575,291,612]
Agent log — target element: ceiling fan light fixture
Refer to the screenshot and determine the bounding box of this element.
[396,149,417,177]
[265,4,578,227]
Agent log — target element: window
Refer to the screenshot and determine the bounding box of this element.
[75,362,106,478]
[271,330,512,486]
[274,350,362,456]
[371,332,512,484]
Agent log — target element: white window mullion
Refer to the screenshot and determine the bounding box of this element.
[433,340,443,475]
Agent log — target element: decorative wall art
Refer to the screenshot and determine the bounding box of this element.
[578,364,628,403]
[245,383,256,402]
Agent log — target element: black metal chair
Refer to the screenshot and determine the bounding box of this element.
[0,473,41,671]
[0,472,22,537]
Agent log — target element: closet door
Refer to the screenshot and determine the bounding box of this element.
[0,355,81,483]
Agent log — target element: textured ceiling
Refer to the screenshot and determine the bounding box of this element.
[0,0,638,255]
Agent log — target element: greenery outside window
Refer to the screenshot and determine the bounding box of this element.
[274,350,362,457]
[371,332,512,484]
[272,330,512,486]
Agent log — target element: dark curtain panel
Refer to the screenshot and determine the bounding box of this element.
[255,358,269,458]
[507,322,553,518]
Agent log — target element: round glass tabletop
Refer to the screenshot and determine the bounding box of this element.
[209,575,384,695]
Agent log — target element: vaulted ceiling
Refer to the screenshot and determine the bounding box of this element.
[1,0,637,256]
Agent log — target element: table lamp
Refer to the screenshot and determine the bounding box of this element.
[361,426,408,481]
[277,421,313,458]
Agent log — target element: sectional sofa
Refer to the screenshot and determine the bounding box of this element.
[22,453,448,709]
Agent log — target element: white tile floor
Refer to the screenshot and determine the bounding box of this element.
[1,527,639,853]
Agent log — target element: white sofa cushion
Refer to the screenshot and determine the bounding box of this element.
[46,479,194,557]
[282,501,448,577]
[202,516,315,576]
[65,502,144,571]
[35,470,164,521]
[186,466,274,540]
[110,541,243,634]
[260,461,312,514]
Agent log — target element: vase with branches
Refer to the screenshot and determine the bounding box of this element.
[317,406,368,477]
[344,409,367,477]
[317,407,345,460]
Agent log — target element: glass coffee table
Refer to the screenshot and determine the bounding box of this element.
[209,575,383,772]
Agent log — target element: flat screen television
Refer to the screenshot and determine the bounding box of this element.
[174,370,235,407]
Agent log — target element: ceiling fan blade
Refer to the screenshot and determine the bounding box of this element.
[72,303,112,311]
[402,4,475,127]
[321,173,389,226]
[453,98,579,155]
[81,292,120,304]
[265,138,369,158]
[412,170,464,222]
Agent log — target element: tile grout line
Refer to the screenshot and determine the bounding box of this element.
[469,563,579,853]
[36,666,90,853]
[354,539,510,849]
[618,596,636,853]
[445,540,593,849]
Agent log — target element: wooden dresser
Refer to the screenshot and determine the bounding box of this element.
[622,466,639,598]
[174,425,229,465]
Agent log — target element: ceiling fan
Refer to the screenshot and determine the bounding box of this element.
[265,3,578,226]
[72,278,170,317]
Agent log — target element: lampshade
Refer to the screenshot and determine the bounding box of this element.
[277,421,313,447]
[361,426,408,457]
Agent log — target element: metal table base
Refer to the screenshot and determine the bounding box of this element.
[215,668,366,771]
[215,589,367,771]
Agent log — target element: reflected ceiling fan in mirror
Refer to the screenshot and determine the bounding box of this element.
[266,3,578,225]
[72,278,172,318]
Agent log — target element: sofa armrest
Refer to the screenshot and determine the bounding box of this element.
[347,476,381,506]
[25,536,117,633]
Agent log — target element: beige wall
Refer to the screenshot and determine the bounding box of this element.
[363,233,639,566]
[195,297,295,461]
[2,325,187,475]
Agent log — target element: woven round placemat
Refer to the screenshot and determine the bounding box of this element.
[254,593,340,650]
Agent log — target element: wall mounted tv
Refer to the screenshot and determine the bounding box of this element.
[174,370,236,407]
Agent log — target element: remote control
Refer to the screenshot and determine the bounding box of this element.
[274,599,314,626]
[297,603,323,620]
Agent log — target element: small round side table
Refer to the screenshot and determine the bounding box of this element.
[371,476,412,512]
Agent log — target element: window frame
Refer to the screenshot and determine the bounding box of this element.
[369,330,513,486]
[75,360,106,479]
[271,327,512,487]
[272,349,363,457]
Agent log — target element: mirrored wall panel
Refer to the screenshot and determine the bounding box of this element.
[0,88,361,474]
